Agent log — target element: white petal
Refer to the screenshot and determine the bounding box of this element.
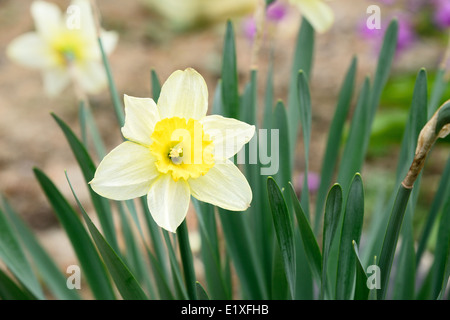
[31,1,63,41]
[6,32,57,69]
[69,0,97,38]
[158,68,208,120]
[43,67,71,97]
[292,0,334,33]
[147,175,191,233]
[122,95,160,146]
[90,141,159,200]
[100,30,119,55]
[189,160,252,211]
[201,115,255,160]
[75,61,107,94]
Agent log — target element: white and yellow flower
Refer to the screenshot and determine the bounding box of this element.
[6,0,118,96]
[90,68,255,233]
[290,0,334,33]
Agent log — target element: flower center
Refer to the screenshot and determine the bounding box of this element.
[50,30,87,65]
[149,117,214,181]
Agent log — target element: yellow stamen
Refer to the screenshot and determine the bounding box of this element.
[149,117,214,181]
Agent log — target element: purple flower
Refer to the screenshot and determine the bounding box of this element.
[358,13,416,55]
[266,1,287,22]
[434,0,450,29]
[242,17,257,40]
[295,172,320,194]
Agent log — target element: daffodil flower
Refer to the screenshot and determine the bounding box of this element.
[90,68,255,233]
[6,0,118,96]
[289,0,334,33]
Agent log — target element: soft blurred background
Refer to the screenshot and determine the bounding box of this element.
[0,0,449,274]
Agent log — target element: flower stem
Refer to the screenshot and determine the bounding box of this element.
[177,219,197,300]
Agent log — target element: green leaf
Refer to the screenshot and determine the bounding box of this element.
[288,18,314,158]
[221,20,239,119]
[98,37,124,127]
[194,199,230,299]
[1,196,80,300]
[336,173,365,300]
[176,220,197,300]
[272,101,291,191]
[0,206,44,300]
[377,184,412,300]
[52,113,119,253]
[430,194,450,299]
[416,156,450,266]
[0,268,36,300]
[320,184,343,300]
[315,57,357,232]
[288,183,321,285]
[352,241,369,300]
[34,168,116,300]
[337,76,371,193]
[65,172,148,300]
[428,68,447,119]
[267,177,296,299]
[297,71,312,216]
[195,282,210,300]
[366,19,398,142]
[218,209,268,299]
[161,231,188,300]
[151,68,161,102]
[271,243,289,299]
[435,100,450,135]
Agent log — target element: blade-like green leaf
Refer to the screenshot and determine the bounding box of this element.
[151,68,161,102]
[416,156,450,266]
[377,184,412,300]
[219,208,268,299]
[336,173,365,300]
[435,100,450,135]
[161,231,188,300]
[288,18,314,155]
[337,77,371,192]
[315,57,357,233]
[365,19,398,145]
[65,172,148,300]
[0,269,36,300]
[221,20,239,119]
[352,241,369,300]
[194,199,230,300]
[297,71,312,217]
[52,113,119,253]
[267,177,296,299]
[1,196,80,300]
[176,220,197,300]
[320,184,343,300]
[272,101,291,192]
[195,281,210,300]
[34,168,116,300]
[288,183,321,283]
[430,194,450,299]
[0,207,44,300]
[98,37,124,127]
[428,68,447,119]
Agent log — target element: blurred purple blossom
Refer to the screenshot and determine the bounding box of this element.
[358,13,416,55]
[242,17,257,40]
[296,172,320,194]
[434,0,450,29]
[241,1,288,41]
[266,1,287,22]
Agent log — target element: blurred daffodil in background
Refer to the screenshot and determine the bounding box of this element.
[144,0,334,33]
[90,68,255,233]
[6,0,118,97]
[289,0,334,33]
